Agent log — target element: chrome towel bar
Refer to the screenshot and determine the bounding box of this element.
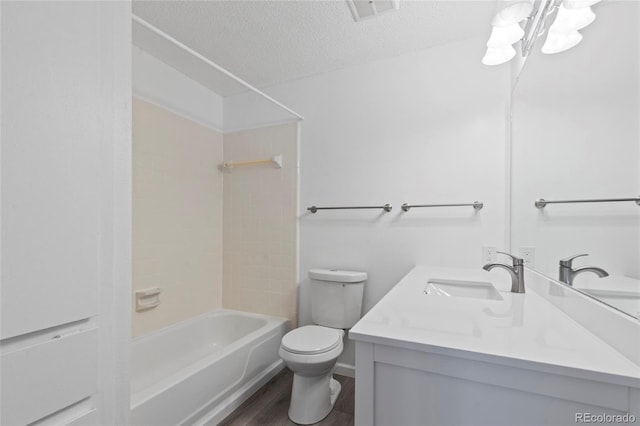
[535,196,640,209]
[307,204,392,213]
[401,201,484,212]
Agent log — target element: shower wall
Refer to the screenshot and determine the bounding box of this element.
[133,44,299,335]
[133,97,224,337]
[222,122,299,325]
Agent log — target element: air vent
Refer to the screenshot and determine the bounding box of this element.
[346,0,400,22]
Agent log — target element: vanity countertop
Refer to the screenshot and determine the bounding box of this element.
[349,265,640,387]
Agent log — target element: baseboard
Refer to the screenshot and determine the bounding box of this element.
[334,362,355,378]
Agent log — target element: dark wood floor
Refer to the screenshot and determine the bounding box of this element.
[219,369,355,426]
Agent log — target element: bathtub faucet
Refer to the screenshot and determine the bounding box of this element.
[558,254,609,286]
[483,251,525,294]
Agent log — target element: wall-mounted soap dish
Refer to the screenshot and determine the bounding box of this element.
[135,287,162,312]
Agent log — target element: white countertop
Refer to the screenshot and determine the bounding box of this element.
[349,265,640,387]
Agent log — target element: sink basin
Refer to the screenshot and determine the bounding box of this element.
[425,279,503,301]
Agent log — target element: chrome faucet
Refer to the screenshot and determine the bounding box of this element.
[558,254,609,285]
[483,251,525,293]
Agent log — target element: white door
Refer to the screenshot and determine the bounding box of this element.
[1,2,131,424]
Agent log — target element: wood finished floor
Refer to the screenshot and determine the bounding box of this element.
[219,369,354,426]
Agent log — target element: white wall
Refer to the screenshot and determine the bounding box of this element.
[1,1,131,424]
[511,1,640,282]
[226,37,511,367]
[133,45,224,131]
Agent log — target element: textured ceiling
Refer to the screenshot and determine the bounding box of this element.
[133,0,497,96]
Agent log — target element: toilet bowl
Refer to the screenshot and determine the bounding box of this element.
[279,325,345,424]
[279,268,366,424]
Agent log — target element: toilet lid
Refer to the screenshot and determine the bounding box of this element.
[281,325,342,355]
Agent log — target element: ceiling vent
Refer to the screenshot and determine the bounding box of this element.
[346,0,400,22]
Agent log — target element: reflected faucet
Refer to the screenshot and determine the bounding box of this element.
[483,251,525,294]
[558,254,609,286]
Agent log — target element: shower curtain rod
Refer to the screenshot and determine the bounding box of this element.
[132,14,304,121]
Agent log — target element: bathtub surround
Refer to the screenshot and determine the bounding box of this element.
[131,101,298,420]
[133,97,224,337]
[223,122,299,325]
[131,90,299,421]
[133,40,301,334]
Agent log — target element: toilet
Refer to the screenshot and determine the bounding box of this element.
[279,268,366,425]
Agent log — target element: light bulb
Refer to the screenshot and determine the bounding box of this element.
[541,30,583,54]
[550,5,595,32]
[492,1,534,27]
[482,45,517,65]
[487,23,525,47]
[562,0,601,10]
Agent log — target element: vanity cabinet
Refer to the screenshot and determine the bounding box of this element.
[355,341,638,426]
[350,266,640,426]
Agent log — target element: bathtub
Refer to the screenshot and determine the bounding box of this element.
[130,310,290,426]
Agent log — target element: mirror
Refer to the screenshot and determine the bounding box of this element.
[511,1,640,319]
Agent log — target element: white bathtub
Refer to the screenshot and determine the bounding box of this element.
[130,310,290,425]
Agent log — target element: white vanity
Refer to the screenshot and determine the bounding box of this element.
[349,266,640,426]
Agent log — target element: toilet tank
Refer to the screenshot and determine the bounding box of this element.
[309,269,367,329]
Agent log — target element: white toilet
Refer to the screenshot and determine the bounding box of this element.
[279,268,366,425]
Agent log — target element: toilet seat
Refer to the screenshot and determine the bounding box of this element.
[281,325,343,355]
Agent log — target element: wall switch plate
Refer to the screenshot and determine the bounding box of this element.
[520,247,535,266]
[482,246,496,264]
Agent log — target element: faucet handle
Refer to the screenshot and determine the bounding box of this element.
[559,253,588,268]
[496,251,524,266]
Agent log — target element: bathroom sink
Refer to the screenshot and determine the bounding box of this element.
[425,279,503,301]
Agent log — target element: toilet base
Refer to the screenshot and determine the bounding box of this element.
[329,377,341,406]
[288,374,342,425]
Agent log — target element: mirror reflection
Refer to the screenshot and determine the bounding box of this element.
[511,1,640,318]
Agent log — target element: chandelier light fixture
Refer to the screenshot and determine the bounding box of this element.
[482,0,601,66]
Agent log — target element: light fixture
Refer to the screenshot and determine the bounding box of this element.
[482,1,532,66]
[492,0,534,26]
[549,4,595,32]
[482,0,601,65]
[482,45,517,66]
[540,0,595,55]
[487,23,525,48]
[541,29,583,54]
[562,0,601,10]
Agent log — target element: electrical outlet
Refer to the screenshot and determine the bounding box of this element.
[520,247,536,266]
[482,246,496,264]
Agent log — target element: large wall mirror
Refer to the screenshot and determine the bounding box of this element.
[511,1,640,319]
